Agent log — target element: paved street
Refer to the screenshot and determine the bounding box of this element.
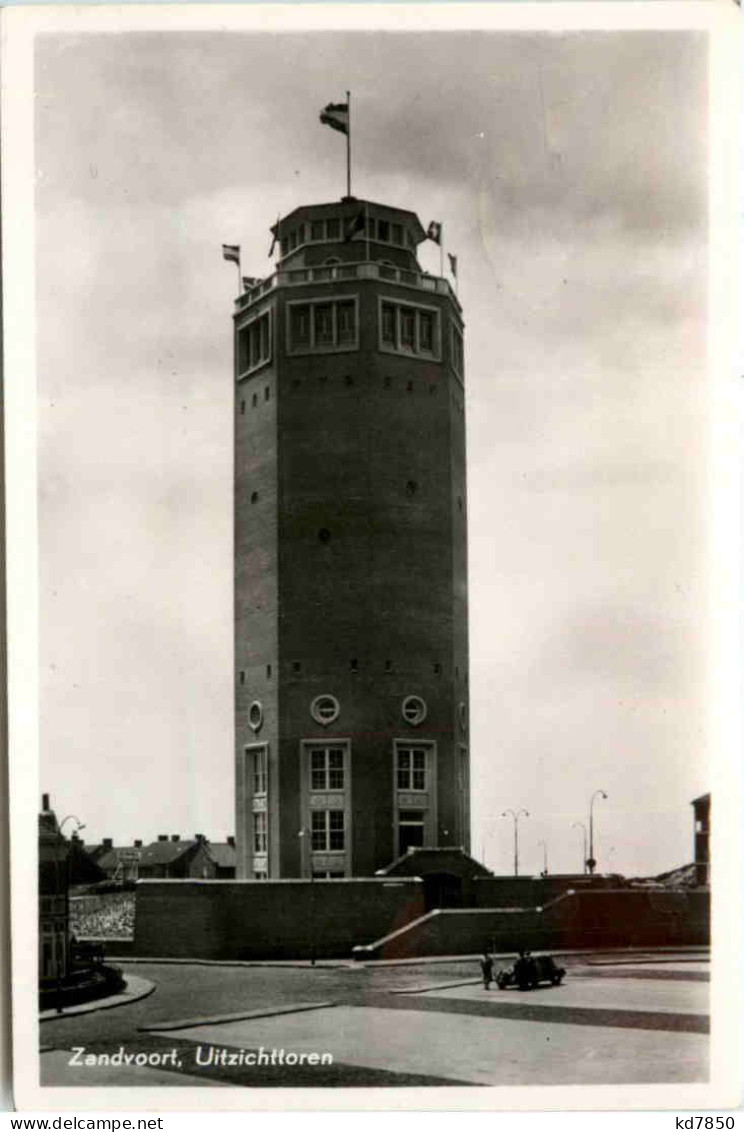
[41,950,709,1088]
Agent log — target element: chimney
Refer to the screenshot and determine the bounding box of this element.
[171,834,180,842]
[134,839,142,848]
[103,837,113,850]
[42,793,50,812]
[227,836,235,848]
[158,834,168,842]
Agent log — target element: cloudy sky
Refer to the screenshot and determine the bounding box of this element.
[36,25,709,876]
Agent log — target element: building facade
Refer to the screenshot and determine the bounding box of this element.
[234,197,469,879]
[692,793,710,887]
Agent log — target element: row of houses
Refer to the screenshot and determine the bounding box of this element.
[68,831,237,883]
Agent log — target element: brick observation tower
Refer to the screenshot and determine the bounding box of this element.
[233,195,469,879]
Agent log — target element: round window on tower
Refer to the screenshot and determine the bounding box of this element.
[402,695,427,727]
[311,694,340,727]
[248,701,263,733]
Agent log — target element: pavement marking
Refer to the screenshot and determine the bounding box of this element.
[416,974,709,1018]
[356,989,709,1034]
[140,1000,336,1032]
[157,1003,708,1086]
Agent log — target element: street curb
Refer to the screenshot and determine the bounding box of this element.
[40,974,155,1022]
[140,1000,336,1032]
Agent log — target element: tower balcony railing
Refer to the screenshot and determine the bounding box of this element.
[235,260,460,314]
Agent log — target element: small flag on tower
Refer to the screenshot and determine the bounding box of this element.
[426,221,442,245]
[448,253,458,277]
[320,100,350,135]
[222,244,240,266]
[344,208,365,242]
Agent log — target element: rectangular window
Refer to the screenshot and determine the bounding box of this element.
[378,219,390,243]
[289,229,298,250]
[379,299,440,360]
[451,324,464,375]
[290,304,311,349]
[327,218,340,239]
[252,748,267,795]
[311,809,345,852]
[392,223,403,246]
[314,304,334,345]
[237,310,272,377]
[280,238,288,256]
[337,301,356,345]
[287,297,359,355]
[310,747,345,791]
[400,309,416,350]
[311,220,324,241]
[419,311,434,353]
[397,747,427,791]
[253,811,267,854]
[381,303,395,345]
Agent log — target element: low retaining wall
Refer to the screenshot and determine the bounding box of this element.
[353,888,710,960]
[133,877,425,960]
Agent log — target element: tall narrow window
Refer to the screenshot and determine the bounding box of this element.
[314,304,333,346]
[381,304,395,345]
[252,748,267,795]
[400,309,416,350]
[290,305,311,349]
[253,815,268,851]
[337,301,356,345]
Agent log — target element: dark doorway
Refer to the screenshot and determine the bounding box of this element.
[423,871,463,910]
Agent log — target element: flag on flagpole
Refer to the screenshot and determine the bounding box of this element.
[320,101,349,135]
[242,276,260,291]
[426,221,442,245]
[344,208,365,242]
[448,253,458,277]
[222,244,240,266]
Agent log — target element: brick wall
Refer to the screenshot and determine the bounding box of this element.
[133,876,425,960]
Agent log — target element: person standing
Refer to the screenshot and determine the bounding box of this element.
[480,951,494,989]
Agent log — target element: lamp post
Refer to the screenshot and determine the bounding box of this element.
[538,839,548,877]
[572,821,588,875]
[501,808,529,877]
[297,828,316,966]
[587,790,608,875]
[55,815,85,1014]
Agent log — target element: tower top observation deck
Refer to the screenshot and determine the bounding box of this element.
[236,196,460,319]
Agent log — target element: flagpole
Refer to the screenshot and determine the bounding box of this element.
[365,201,370,263]
[237,254,242,294]
[346,90,351,198]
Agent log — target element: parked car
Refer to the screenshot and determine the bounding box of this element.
[496,953,566,990]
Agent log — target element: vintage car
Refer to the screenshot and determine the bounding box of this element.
[495,953,566,990]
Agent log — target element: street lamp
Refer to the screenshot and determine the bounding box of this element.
[537,839,548,877]
[501,808,529,877]
[55,815,85,1013]
[587,790,608,875]
[572,822,587,875]
[297,828,316,966]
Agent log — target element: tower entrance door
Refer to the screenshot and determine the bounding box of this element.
[423,871,463,910]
